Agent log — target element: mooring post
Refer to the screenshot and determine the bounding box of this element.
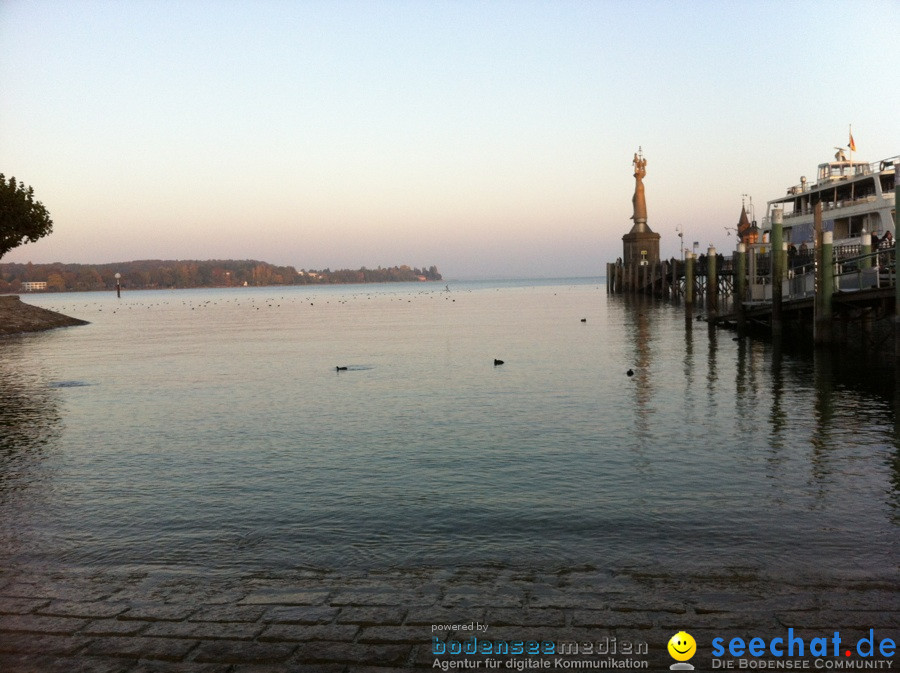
[895,180,900,358]
[860,231,872,271]
[671,259,678,301]
[770,208,783,338]
[707,246,718,324]
[816,230,834,346]
[735,242,747,335]
[685,253,694,329]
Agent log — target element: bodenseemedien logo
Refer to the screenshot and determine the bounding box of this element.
[668,631,697,670]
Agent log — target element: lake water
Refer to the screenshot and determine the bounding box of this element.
[1,279,897,582]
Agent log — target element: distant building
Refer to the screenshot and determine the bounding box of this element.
[737,205,760,245]
[21,281,48,292]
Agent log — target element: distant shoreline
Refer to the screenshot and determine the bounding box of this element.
[0,259,442,293]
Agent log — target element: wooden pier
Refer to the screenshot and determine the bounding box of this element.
[607,186,900,355]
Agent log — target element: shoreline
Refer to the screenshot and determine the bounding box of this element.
[0,295,89,336]
[0,560,896,671]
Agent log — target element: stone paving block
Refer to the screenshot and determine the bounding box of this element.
[187,604,267,623]
[190,640,296,664]
[0,654,129,673]
[82,617,149,636]
[336,605,407,625]
[142,621,205,638]
[190,622,265,640]
[230,665,345,673]
[291,641,411,666]
[118,604,198,622]
[0,597,51,614]
[484,608,566,627]
[655,611,779,629]
[776,610,900,628]
[259,623,359,642]
[819,590,900,612]
[572,610,654,629]
[358,625,430,644]
[128,663,232,673]
[263,605,340,624]
[199,589,250,605]
[37,600,129,619]
[441,585,525,609]
[0,633,91,656]
[83,635,199,661]
[330,589,433,607]
[238,589,331,605]
[405,607,486,627]
[522,589,600,609]
[0,613,89,634]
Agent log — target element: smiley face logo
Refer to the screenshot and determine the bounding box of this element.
[667,631,696,666]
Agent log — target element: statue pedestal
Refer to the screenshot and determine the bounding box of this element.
[622,230,660,267]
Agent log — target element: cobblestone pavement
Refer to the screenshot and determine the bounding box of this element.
[1,564,897,672]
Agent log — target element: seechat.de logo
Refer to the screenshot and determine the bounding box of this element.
[668,631,697,670]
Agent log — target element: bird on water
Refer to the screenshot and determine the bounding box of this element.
[626,369,634,377]
[494,359,504,366]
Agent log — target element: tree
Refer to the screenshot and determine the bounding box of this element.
[0,174,53,260]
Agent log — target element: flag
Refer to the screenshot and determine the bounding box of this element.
[849,131,856,152]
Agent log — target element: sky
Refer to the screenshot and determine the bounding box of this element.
[2,0,899,279]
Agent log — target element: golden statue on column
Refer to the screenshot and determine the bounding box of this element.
[621,146,660,265]
[630,148,649,232]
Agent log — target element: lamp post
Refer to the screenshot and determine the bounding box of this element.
[115,272,121,298]
[676,224,684,262]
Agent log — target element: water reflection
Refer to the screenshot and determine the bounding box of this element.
[621,295,655,448]
[0,338,62,505]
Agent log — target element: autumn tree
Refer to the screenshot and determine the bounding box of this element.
[0,174,53,260]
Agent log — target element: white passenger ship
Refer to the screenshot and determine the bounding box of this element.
[764,149,897,246]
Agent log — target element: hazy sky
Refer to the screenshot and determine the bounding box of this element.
[2,0,899,279]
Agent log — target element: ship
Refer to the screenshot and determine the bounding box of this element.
[763,148,897,247]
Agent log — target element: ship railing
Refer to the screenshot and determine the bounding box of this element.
[834,247,895,292]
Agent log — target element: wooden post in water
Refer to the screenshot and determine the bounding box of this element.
[685,253,694,329]
[707,246,718,324]
[770,207,784,338]
[816,230,835,346]
[895,180,900,358]
[671,259,678,301]
[860,231,872,271]
[735,242,746,335]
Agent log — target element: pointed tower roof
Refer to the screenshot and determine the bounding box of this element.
[737,205,751,238]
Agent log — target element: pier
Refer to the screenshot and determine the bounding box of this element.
[608,156,900,354]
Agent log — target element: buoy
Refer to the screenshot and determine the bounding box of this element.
[580,318,587,323]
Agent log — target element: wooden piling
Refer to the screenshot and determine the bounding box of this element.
[815,228,834,346]
[895,181,900,357]
[860,232,872,271]
[685,253,694,329]
[771,208,784,338]
[735,242,746,335]
[707,246,718,324]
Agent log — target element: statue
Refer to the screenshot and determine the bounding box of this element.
[622,147,659,267]
[631,151,648,226]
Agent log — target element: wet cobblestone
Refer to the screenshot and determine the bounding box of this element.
[0,565,897,671]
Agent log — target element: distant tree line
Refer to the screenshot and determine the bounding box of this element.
[0,260,442,293]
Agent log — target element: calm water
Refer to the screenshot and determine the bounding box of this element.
[1,279,897,580]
